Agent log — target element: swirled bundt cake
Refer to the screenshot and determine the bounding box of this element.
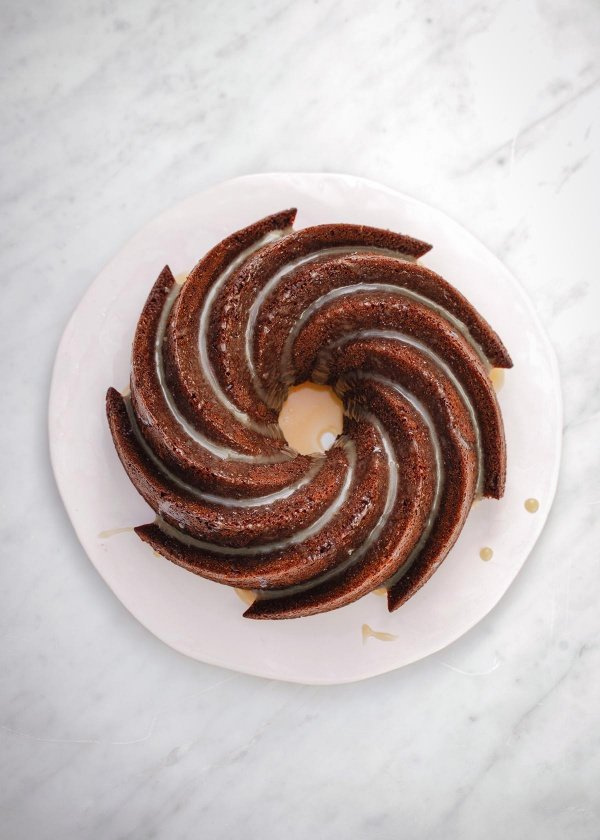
[106,209,512,619]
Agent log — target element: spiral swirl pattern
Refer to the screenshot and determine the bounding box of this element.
[106,209,512,619]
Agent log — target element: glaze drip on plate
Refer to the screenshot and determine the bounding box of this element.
[106,209,512,619]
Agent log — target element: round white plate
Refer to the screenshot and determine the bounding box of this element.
[49,173,562,684]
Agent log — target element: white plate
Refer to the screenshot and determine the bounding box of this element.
[49,173,562,685]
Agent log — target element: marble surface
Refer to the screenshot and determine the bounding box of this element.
[1,0,599,837]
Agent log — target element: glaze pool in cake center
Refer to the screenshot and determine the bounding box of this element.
[278,382,344,455]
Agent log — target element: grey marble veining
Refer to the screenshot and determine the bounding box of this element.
[1,0,599,838]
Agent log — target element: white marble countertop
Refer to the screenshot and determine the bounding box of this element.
[1,1,599,837]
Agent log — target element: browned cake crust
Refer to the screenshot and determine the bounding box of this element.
[105,209,512,619]
[134,419,388,590]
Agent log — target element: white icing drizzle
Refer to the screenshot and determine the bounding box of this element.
[124,398,324,508]
[321,328,484,495]
[258,416,399,600]
[197,229,289,434]
[151,250,293,464]
[280,281,490,382]
[154,438,357,559]
[361,375,444,584]
[245,246,416,400]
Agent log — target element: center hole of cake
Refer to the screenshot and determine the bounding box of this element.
[278,382,344,455]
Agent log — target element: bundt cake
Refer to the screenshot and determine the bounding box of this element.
[106,209,512,620]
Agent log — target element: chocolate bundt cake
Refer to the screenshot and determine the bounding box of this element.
[106,209,512,619]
